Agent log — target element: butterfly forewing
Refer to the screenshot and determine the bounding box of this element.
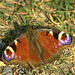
[15,37,29,62]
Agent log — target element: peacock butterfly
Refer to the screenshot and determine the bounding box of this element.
[2,27,75,68]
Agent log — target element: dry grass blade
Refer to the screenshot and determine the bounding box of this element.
[0,24,11,28]
[0,3,14,10]
[17,12,28,15]
[41,0,48,2]
[0,3,6,9]
[49,14,60,25]
[4,13,10,17]
[70,10,75,12]
[72,46,75,71]
[6,0,26,6]
[12,0,26,7]
[0,19,11,28]
[55,10,75,13]
[0,26,6,28]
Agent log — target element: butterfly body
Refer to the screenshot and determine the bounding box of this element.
[2,27,74,68]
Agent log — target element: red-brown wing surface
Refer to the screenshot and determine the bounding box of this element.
[16,32,42,66]
[36,31,62,62]
[15,37,29,62]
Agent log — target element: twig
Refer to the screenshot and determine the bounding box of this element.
[27,62,39,75]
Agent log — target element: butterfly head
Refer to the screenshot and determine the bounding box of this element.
[58,31,72,45]
[3,46,15,62]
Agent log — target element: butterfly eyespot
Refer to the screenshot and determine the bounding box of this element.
[58,31,72,45]
[3,46,15,61]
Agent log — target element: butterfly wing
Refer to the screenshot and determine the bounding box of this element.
[2,28,42,67]
[35,29,64,63]
[2,34,30,66]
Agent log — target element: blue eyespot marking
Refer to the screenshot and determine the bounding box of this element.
[3,52,14,62]
[61,35,71,45]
